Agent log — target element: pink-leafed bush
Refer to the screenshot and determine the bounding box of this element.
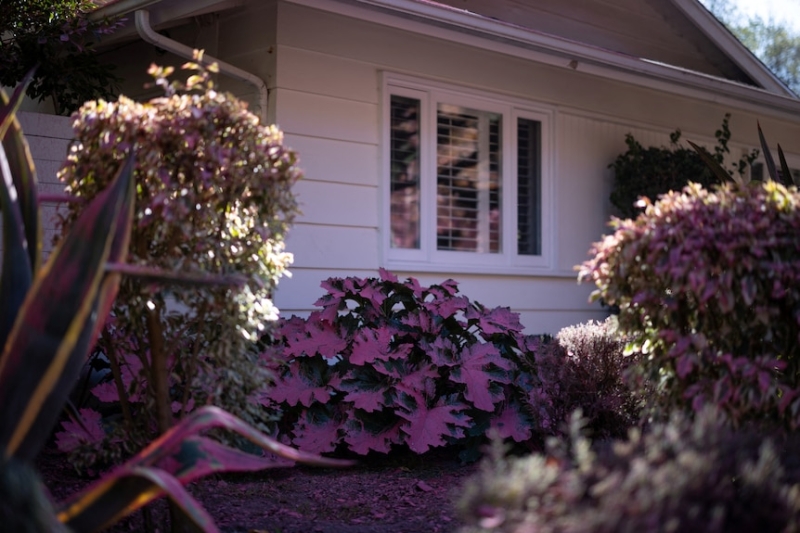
[579,180,800,426]
[54,57,300,470]
[260,270,641,459]
[260,269,532,459]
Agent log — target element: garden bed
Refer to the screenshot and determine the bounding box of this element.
[39,445,478,533]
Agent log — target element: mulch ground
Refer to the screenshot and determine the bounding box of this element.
[38,445,480,533]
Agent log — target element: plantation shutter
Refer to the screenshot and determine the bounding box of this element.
[436,104,502,253]
[389,95,421,249]
[517,118,541,256]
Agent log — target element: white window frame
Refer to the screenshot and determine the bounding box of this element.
[381,73,555,275]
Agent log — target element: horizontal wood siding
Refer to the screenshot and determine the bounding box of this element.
[79,0,794,336]
[256,1,800,334]
[15,112,73,255]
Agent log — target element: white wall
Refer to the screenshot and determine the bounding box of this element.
[244,1,798,335]
[83,0,800,335]
[3,112,72,257]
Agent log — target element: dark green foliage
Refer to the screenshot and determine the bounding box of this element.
[609,115,757,218]
[0,1,121,115]
[458,409,800,533]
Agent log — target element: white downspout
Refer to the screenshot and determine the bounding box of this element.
[134,9,268,123]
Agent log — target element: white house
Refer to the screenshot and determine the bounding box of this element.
[23,0,800,334]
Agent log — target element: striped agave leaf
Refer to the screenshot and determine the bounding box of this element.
[0,143,135,461]
[0,70,40,348]
[58,406,355,532]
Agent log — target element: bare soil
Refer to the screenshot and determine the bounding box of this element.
[38,446,479,533]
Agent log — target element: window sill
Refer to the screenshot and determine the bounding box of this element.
[383,259,577,278]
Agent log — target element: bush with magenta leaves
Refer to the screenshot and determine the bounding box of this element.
[580,180,800,426]
[260,270,641,458]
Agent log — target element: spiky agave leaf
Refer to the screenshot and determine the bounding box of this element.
[757,121,781,183]
[58,406,355,532]
[777,144,795,186]
[0,72,40,348]
[687,140,742,186]
[0,155,135,462]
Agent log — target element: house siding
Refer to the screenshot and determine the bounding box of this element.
[12,112,72,255]
[257,1,800,334]
[20,0,800,337]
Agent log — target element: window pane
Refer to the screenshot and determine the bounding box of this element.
[517,118,541,255]
[436,104,502,253]
[390,95,421,249]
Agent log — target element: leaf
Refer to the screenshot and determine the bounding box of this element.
[378,268,398,282]
[0,141,34,348]
[424,337,459,367]
[450,344,512,411]
[489,402,532,442]
[1,81,40,276]
[688,140,735,184]
[156,436,295,482]
[0,156,135,461]
[105,263,247,287]
[777,144,795,186]
[343,416,402,455]
[58,465,220,533]
[284,318,346,360]
[465,305,523,335]
[392,364,439,409]
[0,68,36,140]
[397,397,471,454]
[422,295,469,319]
[340,366,392,412]
[269,360,341,407]
[55,408,107,453]
[92,355,144,403]
[758,121,778,182]
[343,388,388,412]
[350,327,409,365]
[292,413,341,454]
[138,406,354,469]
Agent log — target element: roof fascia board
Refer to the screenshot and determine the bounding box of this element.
[282,0,800,119]
[90,0,243,23]
[668,0,793,97]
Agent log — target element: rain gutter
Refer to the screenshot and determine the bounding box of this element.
[92,2,269,122]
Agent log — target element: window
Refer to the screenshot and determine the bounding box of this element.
[384,75,552,273]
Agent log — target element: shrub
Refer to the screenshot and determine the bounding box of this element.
[580,179,800,427]
[260,272,640,459]
[54,54,300,469]
[259,269,534,459]
[609,114,757,218]
[521,318,644,441]
[457,408,800,533]
[0,70,350,533]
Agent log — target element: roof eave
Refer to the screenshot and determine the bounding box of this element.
[668,0,795,97]
[291,0,800,118]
